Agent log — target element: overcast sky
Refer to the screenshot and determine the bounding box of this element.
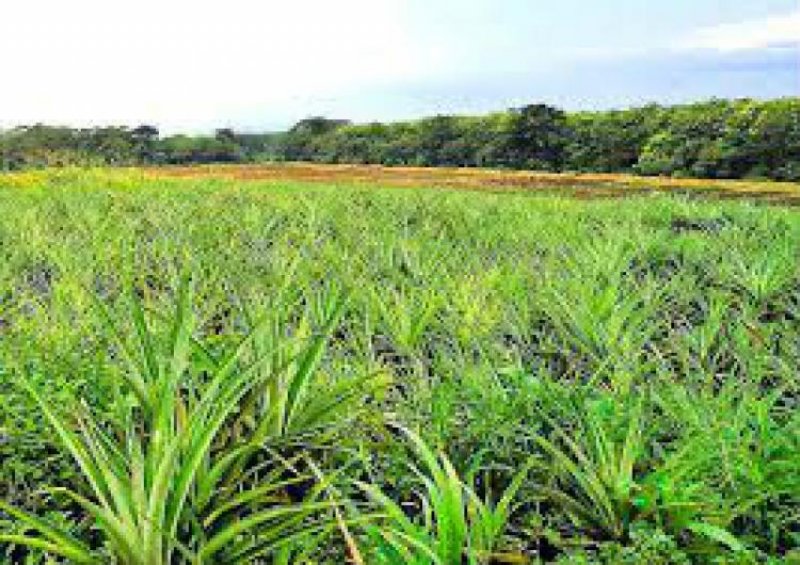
[1,0,798,133]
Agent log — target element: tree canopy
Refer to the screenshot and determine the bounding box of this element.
[2,97,798,180]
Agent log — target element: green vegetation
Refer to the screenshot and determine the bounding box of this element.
[1,169,799,563]
[2,97,799,180]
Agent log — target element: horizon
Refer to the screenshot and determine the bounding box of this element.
[1,0,798,135]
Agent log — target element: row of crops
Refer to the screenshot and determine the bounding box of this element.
[0,169,798,563]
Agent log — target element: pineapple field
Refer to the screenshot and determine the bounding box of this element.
[0,167,798,563]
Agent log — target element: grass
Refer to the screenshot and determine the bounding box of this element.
[0,167,798,563]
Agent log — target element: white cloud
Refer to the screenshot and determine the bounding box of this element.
[677,10,800,53]
[0,0,447,132]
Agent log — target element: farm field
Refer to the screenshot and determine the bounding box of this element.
[0,168,799,563]
[145,162,800,203]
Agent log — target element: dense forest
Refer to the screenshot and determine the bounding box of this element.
[1,97,798,180]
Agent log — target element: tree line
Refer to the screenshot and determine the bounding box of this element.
[2,97,798,180]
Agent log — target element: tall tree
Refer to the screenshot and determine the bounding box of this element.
[504,104,570,171]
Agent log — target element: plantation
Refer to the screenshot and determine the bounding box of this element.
[1,168,799,563]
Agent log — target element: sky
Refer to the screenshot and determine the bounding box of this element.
[0,0,798,133]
